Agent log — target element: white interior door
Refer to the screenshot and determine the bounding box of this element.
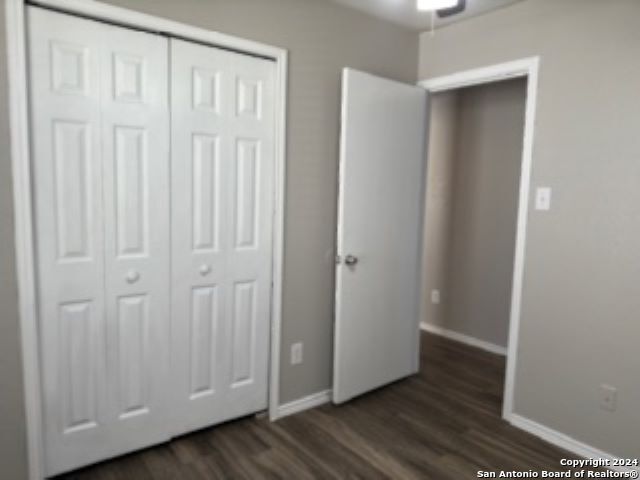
[333,68,428,404]
[28,7,171,475]
[170,39,276,435]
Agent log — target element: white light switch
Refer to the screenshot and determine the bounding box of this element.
[535,187,552,211]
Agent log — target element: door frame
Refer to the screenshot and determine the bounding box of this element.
[418,57,540,423]
[4,1,288,478]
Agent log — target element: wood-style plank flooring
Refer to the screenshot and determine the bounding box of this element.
[57,333,586,479]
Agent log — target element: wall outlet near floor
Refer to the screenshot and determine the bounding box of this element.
[599,384,617,412]
[291,342,303,365]
[431,289,441,304]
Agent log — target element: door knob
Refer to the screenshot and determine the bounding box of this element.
[199,264,212,276]
[344,254,359,266]
[125,270,140,284]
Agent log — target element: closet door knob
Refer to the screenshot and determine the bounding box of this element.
[199,264,212,276]
[125,270,140,284]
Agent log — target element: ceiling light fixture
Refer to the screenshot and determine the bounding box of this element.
[416,0,458,11]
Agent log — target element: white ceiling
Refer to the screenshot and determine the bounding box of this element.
[328,0,525,31]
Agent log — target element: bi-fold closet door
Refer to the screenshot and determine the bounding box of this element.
[170,39,275,436]
[28,7,275,477]
[29,7,172,475]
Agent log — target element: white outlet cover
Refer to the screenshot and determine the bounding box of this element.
[535,187,552,211]
[431,290,441,304]
[599,384,617,412]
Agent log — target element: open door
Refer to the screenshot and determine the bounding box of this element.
[333,68,428,404]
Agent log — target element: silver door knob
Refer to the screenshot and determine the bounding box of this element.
[344,254,359,266]
[199,264,212,276]
[125,270,140,284]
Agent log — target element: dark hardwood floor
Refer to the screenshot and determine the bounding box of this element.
[58,333,585,479]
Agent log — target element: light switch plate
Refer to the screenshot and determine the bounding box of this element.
[535,187,552,211]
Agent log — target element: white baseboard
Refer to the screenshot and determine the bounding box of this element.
[420,322,507,356]
[275,389,332,419]
[509,413,639,475]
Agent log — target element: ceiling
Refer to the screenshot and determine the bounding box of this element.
[328,0,525,31]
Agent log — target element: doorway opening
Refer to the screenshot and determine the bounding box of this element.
[419,58,539,421]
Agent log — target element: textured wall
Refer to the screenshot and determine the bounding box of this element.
[422,91,458,329]
[420,0,640,458]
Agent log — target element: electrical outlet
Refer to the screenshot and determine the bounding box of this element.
[431,289,441,304]
[599,384,617,412]
[291,342,303,365]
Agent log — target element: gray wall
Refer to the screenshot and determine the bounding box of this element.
[420,0,640,458]
[423,80,526,348]
[0,1,29,478]
[422,91,458,329]
[0,9,418,474]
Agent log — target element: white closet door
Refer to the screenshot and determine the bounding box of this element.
[28,7,171,476]
[99,12,172,461]
[170,39,275,435]
[100,13,171,445]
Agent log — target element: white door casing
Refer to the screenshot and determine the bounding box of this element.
[28,7,171,475]
[333,69,428,403]
[170,39,276,435]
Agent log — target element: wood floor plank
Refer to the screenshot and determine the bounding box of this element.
[54,333,592,479]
